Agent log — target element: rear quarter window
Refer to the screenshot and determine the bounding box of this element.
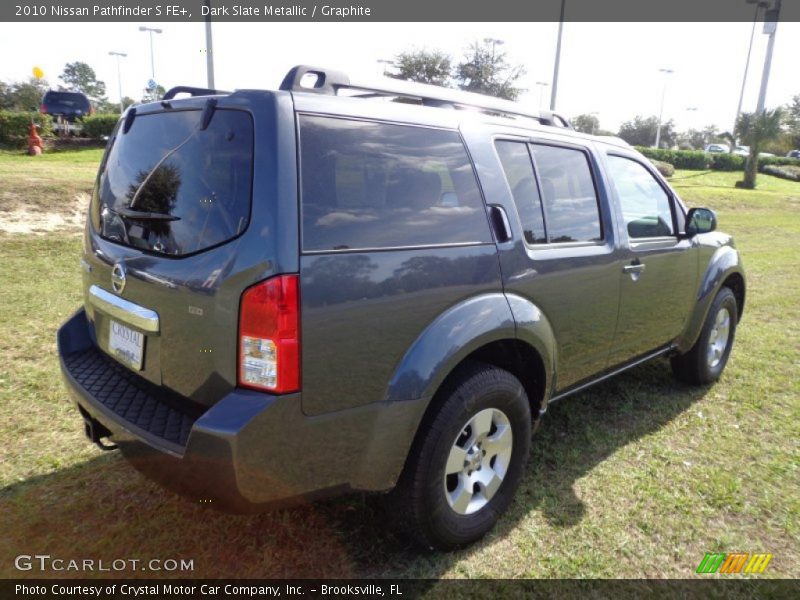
[299,115,491,252]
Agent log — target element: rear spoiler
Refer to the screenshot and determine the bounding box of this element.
[162,86,230,100]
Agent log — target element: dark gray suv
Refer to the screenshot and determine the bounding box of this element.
[58,66,745,550]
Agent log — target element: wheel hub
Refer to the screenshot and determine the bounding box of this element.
[444,408,513,515]
[706,307,731,369]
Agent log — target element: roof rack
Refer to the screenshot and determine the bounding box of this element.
[279,65,573,129]
[162,86,230,100]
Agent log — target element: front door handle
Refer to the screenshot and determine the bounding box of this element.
[623,263,646,274]
[623,259,646,280]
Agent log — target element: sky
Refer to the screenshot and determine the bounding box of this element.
[0,20,798,133]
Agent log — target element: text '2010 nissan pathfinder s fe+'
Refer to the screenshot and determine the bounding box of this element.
[58,66,745,550]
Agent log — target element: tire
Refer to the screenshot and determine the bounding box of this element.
[387,362,531,550]
[671,287,738,385]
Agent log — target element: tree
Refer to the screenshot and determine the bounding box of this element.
[785,94,800,149]
[3,77,49,111]
[735,108,784,189]
[676,126,719,150]
[390,49,452,86]
[572,113,600,135]
[454,39,526,101]
[618,115,676,148]
[59,62,106,102]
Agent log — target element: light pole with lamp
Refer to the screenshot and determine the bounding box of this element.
[654,68,674,148]
[138,26,163,82]
[108,51,127,115]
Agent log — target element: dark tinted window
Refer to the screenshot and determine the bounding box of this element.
[531,144,602,243]
[495,141,547,244]
[43,91,90,110]
[92,109,253,256]
[606,156,675,238]
[299,116,491,251]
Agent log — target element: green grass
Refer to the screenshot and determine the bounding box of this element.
[0,148,103,213]
[0,152,798,580]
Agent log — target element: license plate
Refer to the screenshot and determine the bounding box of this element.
[109,320,145,370]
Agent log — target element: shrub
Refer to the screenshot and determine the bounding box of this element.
[709,153,745,171]
[761,164,800,182]
[648,158,675,178]
[636,147,708,170]
[80,114,119,139]
[759,155,800,168]
[0,111,54,146]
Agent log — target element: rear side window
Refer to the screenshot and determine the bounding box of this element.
[92,109,253,256]
[531,144,602,243]
[299,115,491,251]
[605,155,675,238]
[495,141,547,244]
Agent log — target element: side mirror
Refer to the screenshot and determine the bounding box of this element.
[686,207,717,236]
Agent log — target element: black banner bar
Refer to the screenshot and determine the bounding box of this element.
[3,579,800,600]
[2,0,800,23]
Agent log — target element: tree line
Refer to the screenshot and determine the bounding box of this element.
[0,61,140,114]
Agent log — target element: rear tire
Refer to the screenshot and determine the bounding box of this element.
[671,287,738,385]
[387,362,531,550]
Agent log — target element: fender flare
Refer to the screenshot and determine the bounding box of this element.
[677,245,745,352]
[384,292,557,412]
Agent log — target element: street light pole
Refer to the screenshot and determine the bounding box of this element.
[535,82,549,111]
[550,0,565,111]
[734,1,767,141]
[204,0,215,88]
[654,68,674,149]
[108,51,127,114]
[756,0,781,114]
[138,26,163,82]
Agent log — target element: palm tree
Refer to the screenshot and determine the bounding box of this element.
[735,108,784,189]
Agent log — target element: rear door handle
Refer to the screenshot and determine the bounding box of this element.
[488,205,512,243]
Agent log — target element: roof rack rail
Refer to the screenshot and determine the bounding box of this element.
[162,86,230,100]
[279,65,573,129]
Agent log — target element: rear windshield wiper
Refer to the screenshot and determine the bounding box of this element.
[117,207,181,221]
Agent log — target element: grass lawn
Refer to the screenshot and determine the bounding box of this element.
[0,152,798,580]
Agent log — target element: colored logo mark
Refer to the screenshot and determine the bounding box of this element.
[696,552,772,574]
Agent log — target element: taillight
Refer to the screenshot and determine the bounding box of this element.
[238,275,300,394]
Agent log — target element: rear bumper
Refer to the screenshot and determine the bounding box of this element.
[58,309,427,511]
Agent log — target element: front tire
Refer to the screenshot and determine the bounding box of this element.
[387,363,531,550]
[671,287,738,385]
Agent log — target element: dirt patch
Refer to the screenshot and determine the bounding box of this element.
[0,193,88,234]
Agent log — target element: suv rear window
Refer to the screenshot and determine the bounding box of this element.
[91,109,253,256]
[299,115,491,252]
[43,91,90,111]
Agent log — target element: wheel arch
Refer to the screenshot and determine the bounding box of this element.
[676,244,745,352]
